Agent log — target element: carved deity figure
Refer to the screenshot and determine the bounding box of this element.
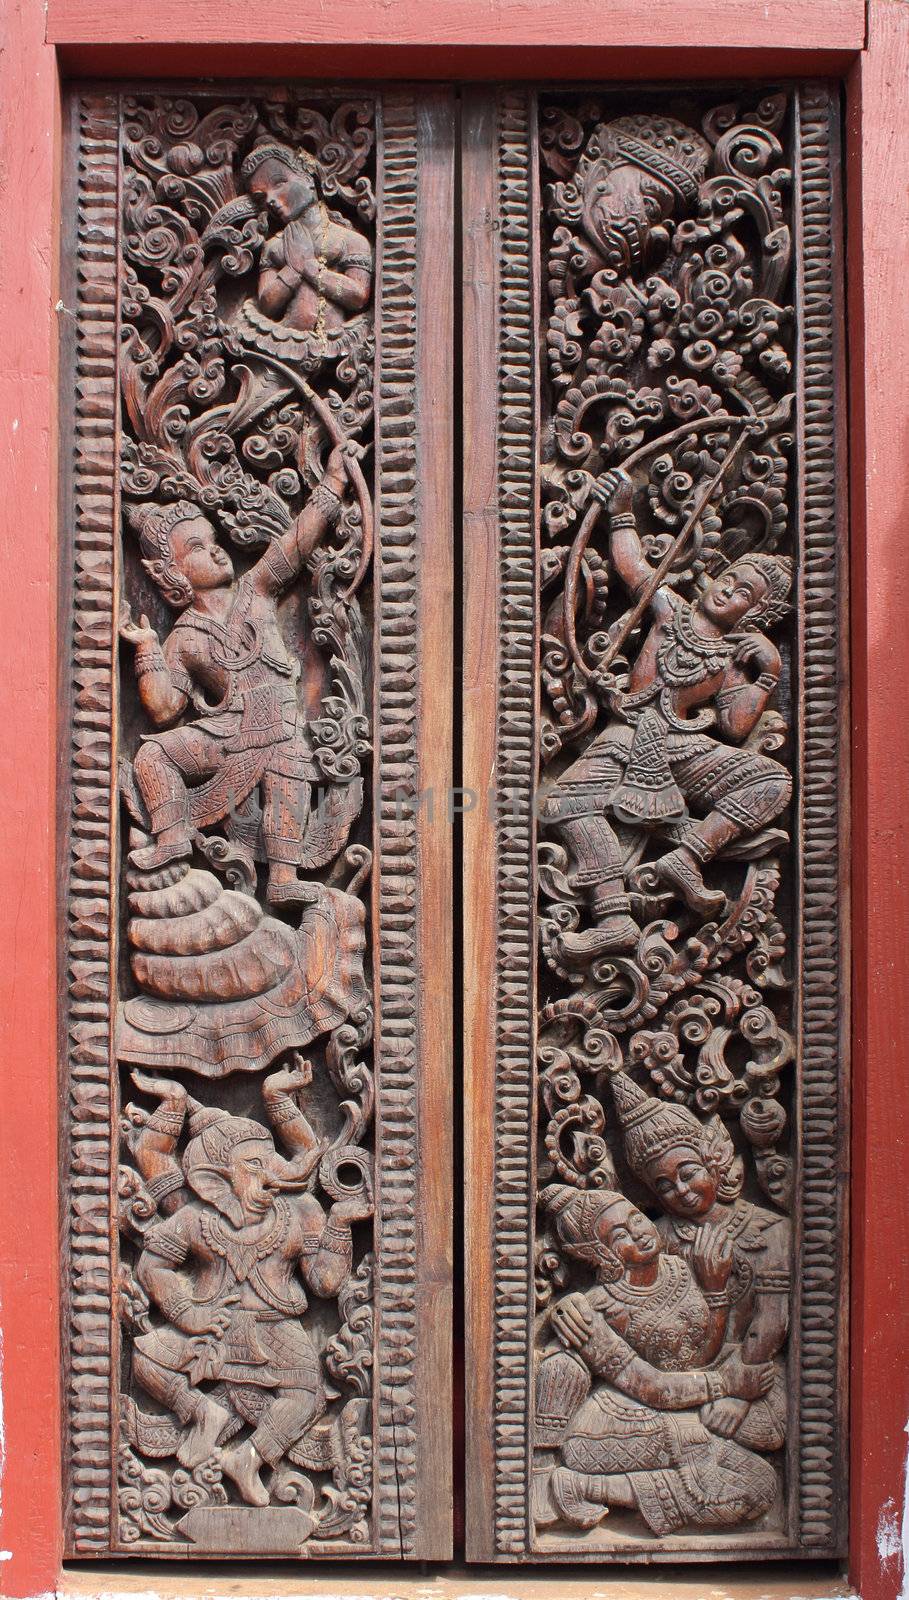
[121,447,349,906]
[610,1071,790,1452]
[533,1184,777,1537]
[233,140,373,366]
[556,114,711,282]
[540,469,793,956]
[126,1067,372,1508]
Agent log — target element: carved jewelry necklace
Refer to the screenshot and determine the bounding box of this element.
[657,598,735,688]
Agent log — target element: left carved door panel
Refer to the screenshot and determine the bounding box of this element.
[60,87,453,1559]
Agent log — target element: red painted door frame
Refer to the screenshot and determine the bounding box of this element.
[1,3,906,1597]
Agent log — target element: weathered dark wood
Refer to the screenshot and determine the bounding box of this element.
[60,82,453,1560]
[463,82,849,1563]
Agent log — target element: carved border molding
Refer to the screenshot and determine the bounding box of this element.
[795,83,849,1551]
[481,81,848,1562]
[61,84,450,1560]
[63,92,120,1556]
[491,87,537,1558]
[374,89,421,1557]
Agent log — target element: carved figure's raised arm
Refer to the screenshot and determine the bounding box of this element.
[263,1058,325,1186]
[596,468,673,619]
[252,445,348,597]
[124,1071,188,1214]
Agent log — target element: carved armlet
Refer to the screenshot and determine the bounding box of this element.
[134,640,170,682]
[144,1170,184,1205]
[319,1221,353,1258]
[159,1291,193,1324]
[266,1094,303,1128]
[703,1370,728,1402]
[310,481,343,524]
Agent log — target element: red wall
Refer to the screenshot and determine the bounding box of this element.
[2,2,908,1596]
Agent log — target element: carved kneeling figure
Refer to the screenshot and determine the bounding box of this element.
[533,1186,777,1538]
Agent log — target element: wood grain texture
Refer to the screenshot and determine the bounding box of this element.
[847,5,909,1599]
[461,86,502,1568]
[0,3,64,1596]
[45,0,865,51]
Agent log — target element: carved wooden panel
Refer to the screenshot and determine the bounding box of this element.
[60,84,453,1559]
[464,83,848,1562]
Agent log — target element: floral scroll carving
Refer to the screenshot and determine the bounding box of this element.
[525,90,843,1552]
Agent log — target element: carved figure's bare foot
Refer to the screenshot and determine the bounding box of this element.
[219,1437,270,1506]
[653,846,726,918]
[130,832,191,872]
[548,1465,610,1529]
[177,1396,230,1469]
[531,1467,565,1529]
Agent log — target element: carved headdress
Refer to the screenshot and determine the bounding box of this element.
[593,115,712,208]
[126,499,202,610]
[241,139,320,186]
[609,1071,742,1202]
[608,1071,704,1179]
[732,551,794,632]
[182,1098,275,1225]
[541,1182,635,1278]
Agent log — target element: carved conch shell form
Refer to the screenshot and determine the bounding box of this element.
[117,856,370,1077]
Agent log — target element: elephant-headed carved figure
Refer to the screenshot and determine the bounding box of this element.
[120,1066,372,1525]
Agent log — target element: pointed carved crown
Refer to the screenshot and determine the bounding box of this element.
[125,499,205,610]
[126,499,201,562]
[736,551,794,630]
[182,1099,271,1178]
[540,1182,631,1270]
[609,1070,704,1179]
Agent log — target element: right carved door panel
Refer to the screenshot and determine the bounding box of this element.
[463,82,849,1563]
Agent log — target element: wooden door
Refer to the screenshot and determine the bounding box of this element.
[60,83,453,1560]
[59,73,849,1571]
[463,82,849,1564]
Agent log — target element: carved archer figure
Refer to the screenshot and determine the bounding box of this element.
[234,140,373,365]
[128,1065,372,1507]
[540,468,792,956]
[121,446,350,906]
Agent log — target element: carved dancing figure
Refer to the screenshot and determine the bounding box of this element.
[533,1184,777,1537]
[234,140,373,366]
[609,1071,790,1452]
[128,1065,372,1507]
[121,447,350,906]
[540,469,792,956]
